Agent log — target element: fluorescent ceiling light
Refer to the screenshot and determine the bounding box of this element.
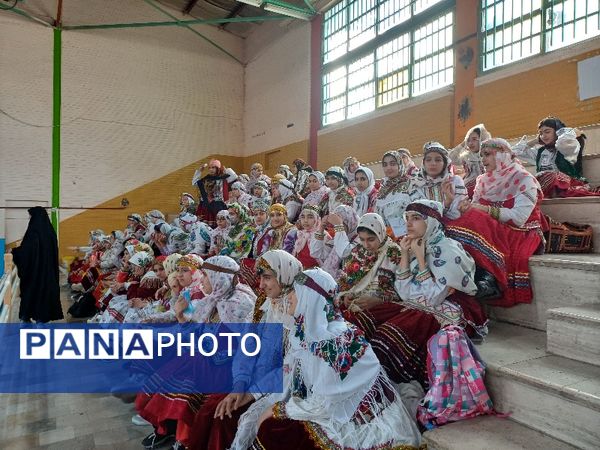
[237,0,264,7]
[263,2,312,20]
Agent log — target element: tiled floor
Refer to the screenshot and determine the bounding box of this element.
[0,282,154,449]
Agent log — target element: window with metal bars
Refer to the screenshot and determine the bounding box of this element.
[480,0,600,72]
[322,0,455,126]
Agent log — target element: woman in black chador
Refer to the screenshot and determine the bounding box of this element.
[12,206,64,323]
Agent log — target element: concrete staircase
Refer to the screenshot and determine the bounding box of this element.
[423,177,600,449]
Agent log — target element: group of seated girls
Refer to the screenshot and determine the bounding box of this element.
[65,114,596,449]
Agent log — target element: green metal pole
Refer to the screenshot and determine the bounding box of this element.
[51,27,61,234]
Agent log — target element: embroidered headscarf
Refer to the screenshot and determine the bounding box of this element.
[405,199,477,294]
[129,251,153,269]
[227,202,251,236]
[353,166,376,216]
[474,138,541,203]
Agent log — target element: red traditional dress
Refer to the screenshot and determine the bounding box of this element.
[446,138,546,307]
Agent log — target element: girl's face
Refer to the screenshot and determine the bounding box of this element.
[216,216,228,229]
[253,210,268,226]
[228,209,239,224]
[382,155,400,178]
[401,154,411,167]
[253,186,264,197]
[123,251,131,264]
[132,264,145,277]
[423,152,445,178]
[181,196,190,206]
[308,175,320,192]
[325,175,340,190]
[259,269,282,299]
[272,186,282,197]
[480,147,497,172]
[466,131,480,153]
[354,171,370,192]
[269,211,286,228]
[176,266,193,287]
[231,188,240,198]
[208,163,219,176]
[199,270,213,295]
[358,230,381,253]
[252,166,263,177]
[405,212,427,239]
[127,219,136,228]
[154,264,167,281]
[300,211,317,231]
[286,290,298,316]
[538,126,557,146]
[348,162,359,173]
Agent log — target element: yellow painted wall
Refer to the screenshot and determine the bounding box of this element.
[317,95,454,168]
[475,48,600,140]
[243,140,309,174]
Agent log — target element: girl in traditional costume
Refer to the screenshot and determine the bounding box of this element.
[266,203,297,253]
[448,138,546,307]
[220,203,255,261]
[192,159,237,227]
[513,116,599,198]
[320,166,355,215]
[291,205,321,269]
[230,267,423,450]
[449,124,492,198]
[411,141,467,219]
[353,166,379,217]
[301,171,330,208]
[375,150,413,238]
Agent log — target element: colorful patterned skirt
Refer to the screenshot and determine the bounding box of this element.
[445,208,542,307]
[537,170,600,198]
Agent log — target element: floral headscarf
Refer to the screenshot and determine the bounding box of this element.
[325,166,348,186]
[228,202,251,234]
[474,138,542,203]
[405,199,477,294]
[216,209,231,225]
[129,251,153,269]
[163,253,182,275]
[303,171,329,207]
[188,255,254,323]
[168,228,190,254]
[256,250,303,290]
[332,204,359,241]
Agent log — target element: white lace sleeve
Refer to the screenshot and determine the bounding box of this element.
[512,136,539,165]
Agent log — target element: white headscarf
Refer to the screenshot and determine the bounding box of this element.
[292,206,321,257]
[352,166,376,217]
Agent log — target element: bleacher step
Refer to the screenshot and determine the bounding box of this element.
[422,416,577,450]
[491,254,600,330]
[541,196,600,254]
[480,322,600,450]
[547,304,600,367]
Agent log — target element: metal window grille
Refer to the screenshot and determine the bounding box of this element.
[480,0,600,72]
[322,0,455,126]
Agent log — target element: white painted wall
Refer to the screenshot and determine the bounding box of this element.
[1,6,245,245]
[243,20,311,155]
[0,14,54,244]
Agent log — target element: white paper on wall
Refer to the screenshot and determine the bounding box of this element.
[578,55,600,101]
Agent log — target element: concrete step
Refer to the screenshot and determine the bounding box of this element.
[491,254,600,331]
[547,304,600,367]
[422,415,578,450]
[541,196,600,254]
[480,322,600,449]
